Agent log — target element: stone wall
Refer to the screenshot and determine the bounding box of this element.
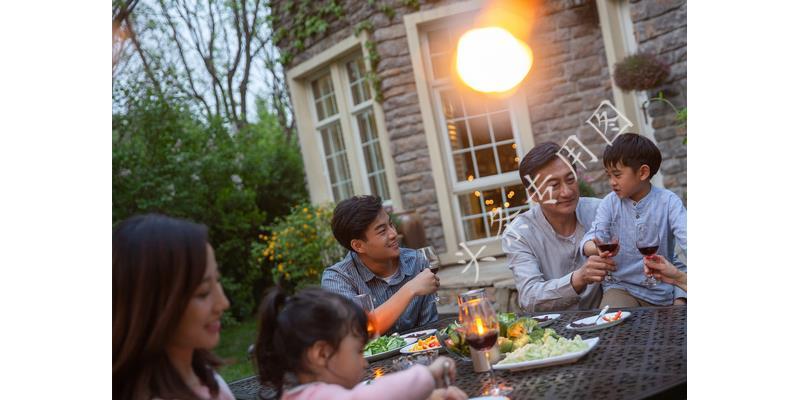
[524,0,617,195]
[271,0,687,253]
[629,0,688,203]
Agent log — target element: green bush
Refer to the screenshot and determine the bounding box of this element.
[252,203,345,293]
[113,88,308,321]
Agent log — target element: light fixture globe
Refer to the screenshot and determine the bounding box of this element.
[455,27,533,93]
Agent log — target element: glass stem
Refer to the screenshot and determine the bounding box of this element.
[485,350,497,389]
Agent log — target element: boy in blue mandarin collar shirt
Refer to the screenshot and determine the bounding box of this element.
[581,133,687,307]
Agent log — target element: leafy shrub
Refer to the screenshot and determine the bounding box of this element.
[113,88,308,321]
[253,203,345,293]
[613,52,670,92]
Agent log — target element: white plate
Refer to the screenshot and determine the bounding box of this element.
[566,311,631,332]
[492,337,599,372]
[399,329,438,340]
[364,337,416,362]
[530,313,561,328]
[399,337,443,354]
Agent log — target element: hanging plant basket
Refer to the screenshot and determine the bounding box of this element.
[613,52,670,92]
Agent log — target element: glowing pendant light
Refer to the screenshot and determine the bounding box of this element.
[455,27,533,93]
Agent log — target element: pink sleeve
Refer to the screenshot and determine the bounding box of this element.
[292,365,435,400]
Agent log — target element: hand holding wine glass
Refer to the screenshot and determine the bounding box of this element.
[592,222,619,283]
[418,246,441,302]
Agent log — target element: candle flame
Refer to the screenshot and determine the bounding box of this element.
[475,316,485,335]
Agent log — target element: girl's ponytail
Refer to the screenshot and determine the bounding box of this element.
[255,287,288,396]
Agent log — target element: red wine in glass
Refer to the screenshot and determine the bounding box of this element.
[465,330,498,351]
[428,260,440,274]
[598,243,619,253]
[638,246,658,256]
[636,224,660,288]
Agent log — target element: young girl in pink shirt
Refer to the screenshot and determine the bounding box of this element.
[253,287,468,400]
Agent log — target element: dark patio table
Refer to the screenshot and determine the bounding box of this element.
[229,305,686,399]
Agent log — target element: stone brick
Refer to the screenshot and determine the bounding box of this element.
[399,178,423,193]
[405,188,436,208]
[382,72,416,89]
[376,38,409,57]
[395,157,430,178]
[384,107,420,123]
[631,0,685,23]
[392,134,427,154]
[386,112,422,129]
[566,57,602,79]
[395,150,419,163]
[373,24,406,42]
[636,5,687,43]
[550,116,581,131]
[529,103,561,122]
[388,122,423,140]
[379,65,413,80]
[556,9,584,29]
[571,22,598,39]
[383,83,417,99]
[378,55,411,71]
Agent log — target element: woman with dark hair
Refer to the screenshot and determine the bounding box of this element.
[113,214,234,400]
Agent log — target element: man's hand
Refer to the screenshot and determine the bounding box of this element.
[405,268,439,296]
[592,237,620,258]
[583,239,599,257]
[571,255,616,294]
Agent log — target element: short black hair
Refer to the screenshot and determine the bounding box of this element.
[603,133,662,180]
[331,195,384,252]
[518,142,576,186]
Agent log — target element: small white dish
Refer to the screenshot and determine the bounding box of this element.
[399,338,443,354]
[364,337,416,362]
[566,311,631,332]
[530,313,561,328]
[492,337,599,372]
[399,328,438,340]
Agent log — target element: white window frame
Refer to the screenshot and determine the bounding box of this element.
[287,33,403,209]
[404,0,536,263]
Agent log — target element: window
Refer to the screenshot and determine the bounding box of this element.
[423,23,529,242]
[307,53,393,204]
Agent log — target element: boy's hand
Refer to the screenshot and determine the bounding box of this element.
[571,255,616,293]
[406,268,439,296]
[427,357,457,389]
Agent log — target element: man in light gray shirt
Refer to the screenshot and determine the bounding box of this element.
[502,142,616,312]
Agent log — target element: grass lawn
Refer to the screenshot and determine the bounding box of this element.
[215,317,258,382]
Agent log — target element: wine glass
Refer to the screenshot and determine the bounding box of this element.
[594,222,619,283]
[457,288,486,323]
[636,224,660,288]
[418,246,441,302]
[461,298,512,396]
[355,293,379,339]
